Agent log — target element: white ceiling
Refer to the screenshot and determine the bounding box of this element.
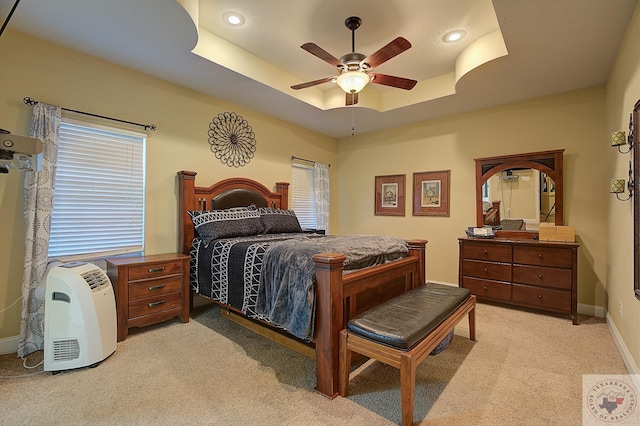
[1,0,637,138]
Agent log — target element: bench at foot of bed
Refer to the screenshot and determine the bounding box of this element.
[339,282,476,426]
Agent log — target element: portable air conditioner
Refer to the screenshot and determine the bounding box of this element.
[43,262,117,372]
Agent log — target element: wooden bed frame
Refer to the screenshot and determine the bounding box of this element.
[483,200,501,226]
[177,171,427,399]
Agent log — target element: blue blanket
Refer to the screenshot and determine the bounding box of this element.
[256,235,408,341]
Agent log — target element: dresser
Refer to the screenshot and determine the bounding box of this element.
[106,253,190,341]
[458,238,579,324]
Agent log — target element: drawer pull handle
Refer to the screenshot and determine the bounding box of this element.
[483,249,488,255]
[483,286,488,291]
[148,284,165,291]
[148,300,166,307]
[148,267,165,273]
[538,274,543,279]
[538,254,543,259]
[483,267,489,273]
[538,294,543,299]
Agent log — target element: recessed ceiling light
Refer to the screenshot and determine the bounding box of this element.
[443,30,466,43]
[223,12,245,26]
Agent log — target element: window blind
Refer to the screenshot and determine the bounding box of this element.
[48,119,146,260]
[291,163,317,229]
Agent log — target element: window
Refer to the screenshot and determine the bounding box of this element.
[291,162,316,229]
[48,118,146,261]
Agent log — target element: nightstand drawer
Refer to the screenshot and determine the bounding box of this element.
[128,260,183,281]
[128,292,183,318]
[129,275,183,301]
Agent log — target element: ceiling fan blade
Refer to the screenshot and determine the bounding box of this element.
[345,92,359,106]
[370,73,417,90]
[291,76,335,90]
[301,43,343,67]
[363,37,412,69]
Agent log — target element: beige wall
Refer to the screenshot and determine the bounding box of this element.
[336,88,608,312]
[605,2,640,372]
[0,30,338,341]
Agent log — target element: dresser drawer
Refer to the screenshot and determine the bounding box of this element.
[128,292,183,318]
[462,259,511,281]
[512,265,572,290]
[512,246,573,268]
[461,241,512,262]
[128,260,183,281]
[512,284,571,312]
[129,275,183,301]
[461,277,511,302]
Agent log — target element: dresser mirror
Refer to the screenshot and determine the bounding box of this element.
[475,150,564,237]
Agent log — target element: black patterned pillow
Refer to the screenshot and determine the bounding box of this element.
[258,207,303,234]
[188,208,263,243]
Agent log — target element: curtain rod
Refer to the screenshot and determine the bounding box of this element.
[0,0,21,38]
[291,156,331,167]
[23,97,157,131]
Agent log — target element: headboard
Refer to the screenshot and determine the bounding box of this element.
[176,171,290,255]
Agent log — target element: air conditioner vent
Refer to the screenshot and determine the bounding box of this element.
[81,270,110,291]
[52,339,80,362]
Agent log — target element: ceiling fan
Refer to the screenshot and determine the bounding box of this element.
[291,16,417,106]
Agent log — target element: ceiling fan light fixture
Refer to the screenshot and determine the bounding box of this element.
[336,71,369,94]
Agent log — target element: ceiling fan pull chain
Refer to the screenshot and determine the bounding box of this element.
[351,103,356,136]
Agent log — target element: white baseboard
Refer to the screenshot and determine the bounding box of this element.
[606,312,640,391]
[578,303,605,318]
[0,335,19,355]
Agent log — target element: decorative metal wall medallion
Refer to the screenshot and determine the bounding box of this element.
[208,112,256,167]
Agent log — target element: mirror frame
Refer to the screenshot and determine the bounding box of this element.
[475,149,564,238]
[632,99,640,300]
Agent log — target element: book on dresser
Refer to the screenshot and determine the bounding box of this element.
[458,238,579,324]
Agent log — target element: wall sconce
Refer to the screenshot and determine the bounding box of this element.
[611,161,634,201]
[611,114,634,153]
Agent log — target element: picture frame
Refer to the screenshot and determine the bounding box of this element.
[374,174,405,216]
[413,170,450,216]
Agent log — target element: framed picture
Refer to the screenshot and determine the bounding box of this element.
[374,174,405,216]
[413,170,450,216]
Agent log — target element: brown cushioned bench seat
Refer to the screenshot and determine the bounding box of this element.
[347,282,472,350]
[339,282,476,426]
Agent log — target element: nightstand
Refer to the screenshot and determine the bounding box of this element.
[106,253,190,341]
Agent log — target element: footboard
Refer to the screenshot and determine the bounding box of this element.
[312,239,427,398]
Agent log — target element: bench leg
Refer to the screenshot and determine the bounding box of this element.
[339,330,351,397]
[469,295,476,341]
[400,353,416,426]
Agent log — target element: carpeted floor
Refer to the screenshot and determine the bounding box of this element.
[0,302,628,425]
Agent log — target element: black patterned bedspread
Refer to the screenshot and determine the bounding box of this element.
[190,233,408,340]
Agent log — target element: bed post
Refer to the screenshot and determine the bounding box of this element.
[312,252,346,399]
[275,182,289,209]
[177,171,197,255]
[406,239,427,287]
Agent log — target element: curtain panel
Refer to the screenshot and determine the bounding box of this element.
[18,103,61,357]
[314,162,330,231]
